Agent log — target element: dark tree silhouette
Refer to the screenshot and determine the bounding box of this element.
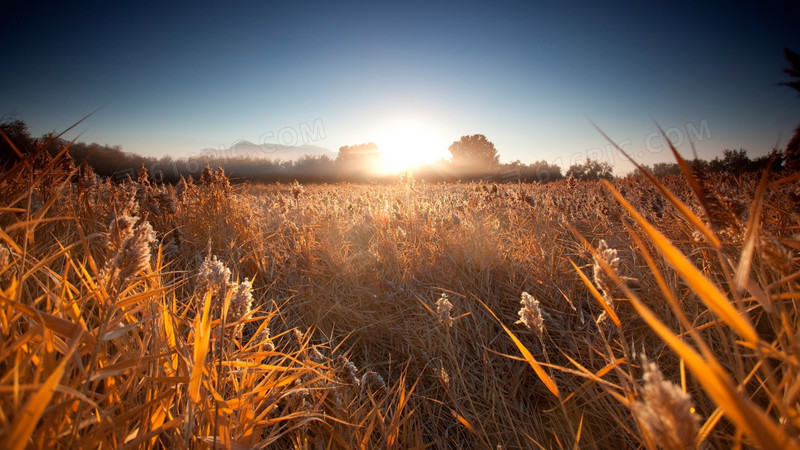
[335,142,381,180]
[779,48,800,95]
[501,159,563,182]
[335,142,380,164]
[0,117,34,165]
[652,162,681,177]
[566,158,613,180]
[718,148,751,175]
[780,48,800,172]
[448,134,499,171]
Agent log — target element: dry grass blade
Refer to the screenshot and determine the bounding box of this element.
[0,130,25,159]
[116,286,167,308]
[189,290,213,404]
[90,352,173,382]
[557,352,629,406]
[654,123,715,225]
[121,417,184,450]
[603,179,759,345]
[8,334,80,450]
[619,219,728,364]
[590,120,721,249]
[101,315,154,341]
[733,160,772,309]
[0,295,95,346]
[5,216,75,233]
[385,373,419,448]
[769,170,800,187]
[620,221,693,330]
[696,408,725,447]
[0,225,23,254]
[619,283,796,449]
[569,258,621,328]
[452,410,477,434]
[477,297,560,398]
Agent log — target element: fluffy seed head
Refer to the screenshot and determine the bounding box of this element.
[0,243,10,269]
[436,293,454,326]
[196,255,232,298]
[255,326,275,351]
[516,291,545,339]
[229,278,254,323]
[291,180,304,198]
[361,371,387,394]
[176,176,188,202]
[335,355,360,386]
[119,181,139,216]
[200,164,215,185]
[107,214,138,252]
[632,358,700,450]
[0,243,14,287]
[439,367,451,390]
[567,174,577,189]
[137,164,150,185]
[214,165,230,189]
[761,237,794,276]
[593,239,621,299]
[111,220,156,284]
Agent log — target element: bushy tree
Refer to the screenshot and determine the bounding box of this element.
[335,142,381,180]
[336,142,380,164]
[720,148,750,175]
[528,160,563,182]
[448,134,499,170]
[750,149,784,173]
[566,158,613,180]
[502,159,563,182]
[0,117,34,165]
[652,162,681,177]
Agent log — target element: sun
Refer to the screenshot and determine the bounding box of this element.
[374,118,449,174]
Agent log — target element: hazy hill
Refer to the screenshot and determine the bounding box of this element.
[200,140,337,162]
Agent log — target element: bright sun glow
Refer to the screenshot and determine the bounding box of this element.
[374,118,450,174]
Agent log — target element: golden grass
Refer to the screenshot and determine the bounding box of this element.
[1,136,799,448]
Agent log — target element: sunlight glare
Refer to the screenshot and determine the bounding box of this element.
[375,119,449,174]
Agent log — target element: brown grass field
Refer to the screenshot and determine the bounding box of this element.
[1,139,799,449]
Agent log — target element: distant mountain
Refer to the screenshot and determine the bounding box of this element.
[200,140,337,162]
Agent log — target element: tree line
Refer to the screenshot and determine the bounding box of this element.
[0,124,561,183]
[1,119,797,184]
[633,148,788,178]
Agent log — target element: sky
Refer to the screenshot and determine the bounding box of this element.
[2,0,800,174]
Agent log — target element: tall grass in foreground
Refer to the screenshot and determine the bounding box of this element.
[1,133,799,448]
[0,143,416,449]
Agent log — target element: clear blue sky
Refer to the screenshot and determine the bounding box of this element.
[2,0,799,174]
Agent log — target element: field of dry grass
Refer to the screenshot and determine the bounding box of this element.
[1,140,799,448]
